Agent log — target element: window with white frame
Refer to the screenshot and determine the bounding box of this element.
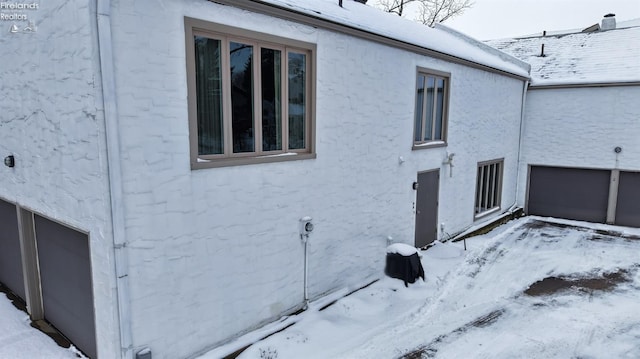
[413,69,449,148]
[185,18,315,168]
[475,159,503,217]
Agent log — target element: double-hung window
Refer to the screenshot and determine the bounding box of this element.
[475,159,504,218]
[413,68,449,148]
[186,18,315,168]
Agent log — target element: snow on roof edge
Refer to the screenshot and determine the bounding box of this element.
[529,79,640,89]
[229,0,530,79]
[434,23,531,74]
[491,17,640,41]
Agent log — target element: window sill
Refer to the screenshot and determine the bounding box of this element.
[191,152,316,170]
[412,141,447,151]
[474,206,501,220]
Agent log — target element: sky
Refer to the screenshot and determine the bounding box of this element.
[382,0,640,40]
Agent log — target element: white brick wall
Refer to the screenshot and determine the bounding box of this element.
[0,0,526,357]
[517,86,640,204]
[109,1,525,357]
[0,1,120,358]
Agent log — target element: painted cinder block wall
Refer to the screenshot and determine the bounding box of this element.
[0,1,121,358]
[517,86,640,205]
[108,0,525,357]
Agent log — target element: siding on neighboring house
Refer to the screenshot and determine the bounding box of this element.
[522,86,640,170]
[517,85,640,206]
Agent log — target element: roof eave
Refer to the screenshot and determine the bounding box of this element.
[529,80,640,90]
[209,0,530,81]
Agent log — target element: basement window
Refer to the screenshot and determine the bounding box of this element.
[413,68,449,149]
[475,159,503,218]
[185,17,316,169]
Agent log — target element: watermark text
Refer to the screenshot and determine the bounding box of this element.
[0,2,38,10]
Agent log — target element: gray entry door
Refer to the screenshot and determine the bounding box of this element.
[35,215,97,359]
[527,166,610,223]
[615,171,640,227]
[415,169,439,248]
[0,199,25,301]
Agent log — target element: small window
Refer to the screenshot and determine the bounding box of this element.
[413,69,449,149]
[475,159,503,217]
[186,18,316,169]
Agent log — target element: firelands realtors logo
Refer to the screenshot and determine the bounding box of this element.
[1,2,39,33]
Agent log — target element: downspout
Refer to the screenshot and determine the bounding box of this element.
[96,1,133,358]
[510,79,529,212]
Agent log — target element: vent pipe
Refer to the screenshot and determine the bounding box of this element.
[602,13,616,31]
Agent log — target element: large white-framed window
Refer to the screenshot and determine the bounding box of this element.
[475,159,504,218]
[185,17,316,169]
[413,68,449,149]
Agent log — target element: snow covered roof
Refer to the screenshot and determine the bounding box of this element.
[218,0,530,79]
[514,18,640,39]
[486,20,640,87]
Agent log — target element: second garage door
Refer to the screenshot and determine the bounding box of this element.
[527,166,611,223]
[35,215,97,358]
[615,171,640,227]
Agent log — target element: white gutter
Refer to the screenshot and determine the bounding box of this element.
[529,80,640,90]
[512,79,529,211]
[96,1,134,358]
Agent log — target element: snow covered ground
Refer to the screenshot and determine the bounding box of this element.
[0,292,84,358]
[2,216,639,358]
[205,216,640,358]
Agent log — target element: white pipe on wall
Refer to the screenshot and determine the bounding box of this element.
[302,236,309,309]
[96,0,134,358]
[511,79,530,211]
[299,217,313,309]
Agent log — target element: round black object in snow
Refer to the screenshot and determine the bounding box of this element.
[385,246,425,287]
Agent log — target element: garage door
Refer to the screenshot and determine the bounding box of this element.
[0,199,25,301]
[35,215,97,358]
[615,171,640,227]
[527,166,610,223]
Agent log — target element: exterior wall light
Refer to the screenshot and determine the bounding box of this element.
[4,155,15,168]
